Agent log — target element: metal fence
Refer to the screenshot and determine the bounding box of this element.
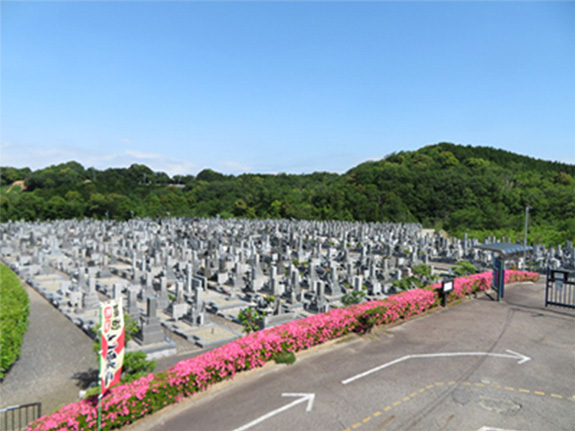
[545,268,575,310]
[0,403,41,431]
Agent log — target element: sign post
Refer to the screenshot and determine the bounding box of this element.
[441,278,453,307]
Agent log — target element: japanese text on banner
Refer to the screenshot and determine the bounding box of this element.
[100,299,125,392]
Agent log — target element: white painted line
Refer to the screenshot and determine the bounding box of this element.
[476,427,522,431]
[341,355,413,385]
[232,393,315,431]
[342,350,531,385]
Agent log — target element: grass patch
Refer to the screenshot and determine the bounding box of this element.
[1,181,25,197]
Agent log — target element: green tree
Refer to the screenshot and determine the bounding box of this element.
[46,196,71,219]
[268,200,283,218]
[233,199,256,218]
[13,192,46,220]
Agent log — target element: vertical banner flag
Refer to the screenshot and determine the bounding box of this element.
[99,299,125,393]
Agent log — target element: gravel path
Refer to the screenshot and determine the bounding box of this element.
[0,281,95,415]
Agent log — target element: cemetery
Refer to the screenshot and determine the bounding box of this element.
[1,217,572,361]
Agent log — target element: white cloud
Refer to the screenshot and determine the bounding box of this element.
[160,160,199,177]
[124,150,164,161]
[0,141,368,177]
[0,141,199,177]
[1,141,83,168]
[219,160,253,173]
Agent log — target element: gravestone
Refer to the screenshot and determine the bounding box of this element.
[127,287,140,320]
[156,276,170,309]
[136,296,165,345]
[83,277,99,310]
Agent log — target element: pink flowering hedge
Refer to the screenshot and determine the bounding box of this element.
[425,269,539,301]
[28,270,539,431]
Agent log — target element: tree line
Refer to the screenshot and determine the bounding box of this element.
[1,143,573,246]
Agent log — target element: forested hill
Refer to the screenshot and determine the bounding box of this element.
[1,143,573,245]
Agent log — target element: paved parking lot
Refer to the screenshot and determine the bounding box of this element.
[131,280,575,431]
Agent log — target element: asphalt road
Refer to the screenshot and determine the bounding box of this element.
[129,280,575,431]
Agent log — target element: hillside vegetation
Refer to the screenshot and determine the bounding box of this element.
[1,143,573,245]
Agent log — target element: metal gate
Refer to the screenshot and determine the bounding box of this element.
[0,403,42,431]
[545,268,575,309]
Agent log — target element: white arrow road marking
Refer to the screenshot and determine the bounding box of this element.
[232,393,315,431]
[342,349,531,385]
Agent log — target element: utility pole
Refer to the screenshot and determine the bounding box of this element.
[523,206,530,269]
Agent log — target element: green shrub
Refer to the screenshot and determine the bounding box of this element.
[0,264,30,379]
[341,289,365,306]
[453,261,477,277]
[121,351,157,383]
[238,307,265,334]
[273,350,296,365]
[354,306,384,334]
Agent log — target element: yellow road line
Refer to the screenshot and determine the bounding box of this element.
[343,381,572,431]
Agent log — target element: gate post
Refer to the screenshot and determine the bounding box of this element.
[545,266,550,307]
[492,254,504,301]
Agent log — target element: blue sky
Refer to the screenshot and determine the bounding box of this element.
[1,1,573,176]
